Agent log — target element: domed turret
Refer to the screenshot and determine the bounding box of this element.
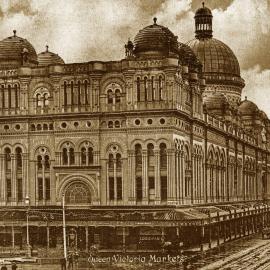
[187,4,245,107]
[38,45,65,66]
[194,2,213,39]
[0,30,38,69]
[238,97,258,116]
[133,18,179,58]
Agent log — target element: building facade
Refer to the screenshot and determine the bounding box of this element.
[0,4,270,254]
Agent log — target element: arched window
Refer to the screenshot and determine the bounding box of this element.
[43,93,49,107]
[81,147,87,165]
[160,143,167,168]
[88,147,93,165]
[108,121,113,128]
[116,153,121,169]
[137,77,140,102]
[107,89,113,104]
[77,81,81,105]
[30,124,35,131]
[144,77,148,101]
[69,148,75,165]
[49,123,54,130]
[37,155,42,170]
[43,124,48,130]
[62,148,68,165]
[1,85,5,108]
[136,177,142,202]
[64,81,67,106]
[84,80,88,105]
[159,76,163,100]
[4,148,11,171]
[14,84,19,108]
[147,143,155,167]
[44,155,50,169]
[37,124,42,131]
[108,153,114,169]
[115,89,121,104]
[15,147,22,169]
[115,120,120,128]
[8,85,11,108]
[135,144,142,168]
[36,93,42,108]
[151,76,154,101]
[65,182,91,204]
[70,81,74,105]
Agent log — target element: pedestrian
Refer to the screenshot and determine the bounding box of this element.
[60,257,66,270]
[67,253,74,270]
[11,262,18,270]
[0,265,7,270]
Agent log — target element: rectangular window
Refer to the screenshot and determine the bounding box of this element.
[148,177,155,189]
[6,178,11,199]
[17,178,23,201]
[161,176,167,201]
[109,177,114,200]
[136,177,142,201]
[45,177,50,200]
[38,177,43,200]
[117,177,122,200]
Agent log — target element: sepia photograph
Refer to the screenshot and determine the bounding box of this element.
[0,0,269,269]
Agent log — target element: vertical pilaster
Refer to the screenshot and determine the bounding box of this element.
[154,150,160,203]
[142,150,148,204]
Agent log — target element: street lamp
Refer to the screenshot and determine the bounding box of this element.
[25,195,31,257]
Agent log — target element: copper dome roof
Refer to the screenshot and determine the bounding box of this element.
[238,98,259,115]
[38,46,65,66]
[0,30,38,68]
[134,18,179,58]
[187,38,240,77]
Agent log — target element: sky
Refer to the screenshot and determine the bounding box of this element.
[0,0,270,116]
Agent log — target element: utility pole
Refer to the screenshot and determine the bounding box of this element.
[62,194,67,262]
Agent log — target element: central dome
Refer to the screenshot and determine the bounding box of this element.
[187,38,242,82]
[134,18,179,58]
[0,30,38,69]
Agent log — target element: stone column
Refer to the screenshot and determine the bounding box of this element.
[11,154,16,204]
[128,150,136,204]
[167,149,176,204]
[85,226,89,251]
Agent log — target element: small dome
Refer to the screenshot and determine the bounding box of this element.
[38,45,65,66]
[238,98,259,115]
[204,92,229,110]
[134,18,179,58]
[195,3,212,17]
[260,110,269,120]
[0,30,38,68]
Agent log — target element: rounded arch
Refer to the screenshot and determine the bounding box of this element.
[100,75,126,94]
[33,145,51,157]
[1,143,12,153]
[57,174,98,203]
[57,140,75,151]
[13,143,27,153]
[77,140,94,152]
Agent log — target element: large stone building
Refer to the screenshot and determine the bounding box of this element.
[0,4,270,254]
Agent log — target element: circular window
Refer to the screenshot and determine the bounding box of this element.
[147,119,153,125]
[135,119,141,126]
[15,124,21,130]
[61,122,67,129]
[74,122,79,128]
[160,118,165,125]
[86,121,91,128]
[4,125,9,130]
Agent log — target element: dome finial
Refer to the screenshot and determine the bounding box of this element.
[46,45,49,52]
[153,17,157,25]
[202,2,205,8]
[245,96,247,100]
[13,30,16,37]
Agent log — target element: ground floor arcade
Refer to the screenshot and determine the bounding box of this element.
[0,202,269,256]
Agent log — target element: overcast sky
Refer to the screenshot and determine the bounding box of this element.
[0,0,270,116]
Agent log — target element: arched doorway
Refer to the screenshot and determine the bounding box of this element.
[65,182,91,204]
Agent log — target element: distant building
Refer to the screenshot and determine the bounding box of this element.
[0,4,269,253]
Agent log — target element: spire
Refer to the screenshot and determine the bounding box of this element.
[13,30,17,37]
[194,3,213,39]
[153,17,157,25]
[46,45,49,52]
